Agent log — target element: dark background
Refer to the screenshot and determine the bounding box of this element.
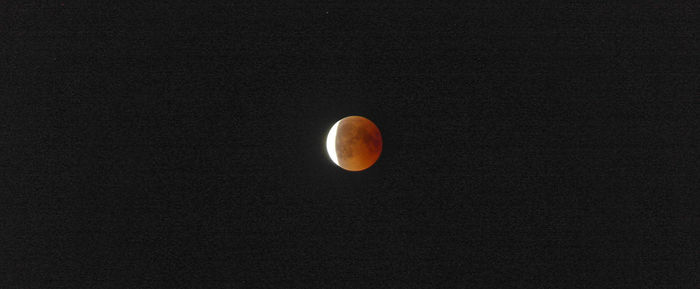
[2,1,698,288]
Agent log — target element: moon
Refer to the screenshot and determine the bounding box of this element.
[326,116,382,171]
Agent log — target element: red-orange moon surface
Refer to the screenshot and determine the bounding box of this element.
[326,116,382,171]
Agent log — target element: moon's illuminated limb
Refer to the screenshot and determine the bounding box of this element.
[326,121,340,166]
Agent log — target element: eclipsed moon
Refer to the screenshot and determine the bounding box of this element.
[326,116,382,171]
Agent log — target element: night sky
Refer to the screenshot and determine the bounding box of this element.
[3,2,698,288]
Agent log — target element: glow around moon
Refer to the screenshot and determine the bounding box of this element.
[325,116,382,171]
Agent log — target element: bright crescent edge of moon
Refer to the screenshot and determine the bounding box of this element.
[326,120,340,166]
